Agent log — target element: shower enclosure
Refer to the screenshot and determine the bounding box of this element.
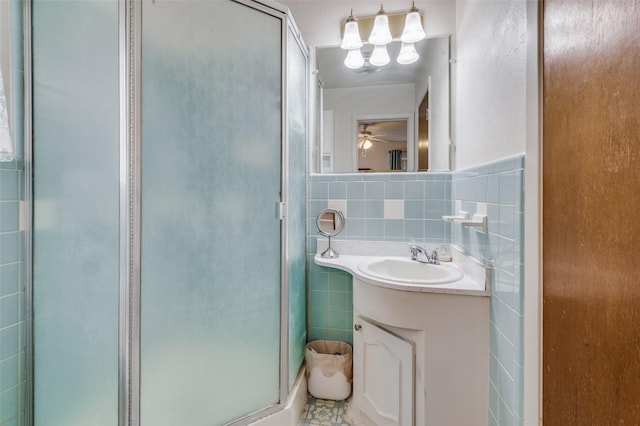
[30,0,307,424]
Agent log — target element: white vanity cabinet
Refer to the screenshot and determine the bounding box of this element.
[350,276,489,426]
[353,317,415,426]
[313,242,491,426]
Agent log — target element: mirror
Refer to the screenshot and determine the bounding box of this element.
[316,208,345,258]
[316,35,450,173]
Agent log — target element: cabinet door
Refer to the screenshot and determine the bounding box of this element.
[354,317,414,426]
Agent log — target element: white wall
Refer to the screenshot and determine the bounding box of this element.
[324,83,415,172]
[415,36,450,171]
[453,0,527,169]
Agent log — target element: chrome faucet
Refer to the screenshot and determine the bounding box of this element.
[410,244,440,265]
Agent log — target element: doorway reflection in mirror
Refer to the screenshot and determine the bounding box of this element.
[357,119,408,172]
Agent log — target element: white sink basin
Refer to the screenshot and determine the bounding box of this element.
[358,258,464,285]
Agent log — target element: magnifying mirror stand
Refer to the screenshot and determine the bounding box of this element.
[321,236,339,259]
[316,208,345,259]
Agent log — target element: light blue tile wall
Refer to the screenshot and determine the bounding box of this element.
[306,173,451,345]
[451,155,525,426]
[0,162,24,426]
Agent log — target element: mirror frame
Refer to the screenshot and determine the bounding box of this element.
[352,113,415,173]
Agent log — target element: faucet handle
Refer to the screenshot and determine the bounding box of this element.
[410,245,419,259]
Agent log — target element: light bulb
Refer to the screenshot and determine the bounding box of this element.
[341,10,363,50]
[397,42,419,65]
[344,49,365,69]
[369,44,390,67]
[362,139,373,150]
[401,3,426,43]
[368,5,392,45]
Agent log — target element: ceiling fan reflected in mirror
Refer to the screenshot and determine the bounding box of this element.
[357,120,409,160]
[358,124,391,157]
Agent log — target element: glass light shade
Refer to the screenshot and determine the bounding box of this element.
[397,42,419,65]
[362,139,373,150]
[401,11,426,43]
[344,49,365,69]
[368,10,392,45]
[341,19,363,50]
[369,44,390,67]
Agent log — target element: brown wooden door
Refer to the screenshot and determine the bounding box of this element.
[543,0,640,424]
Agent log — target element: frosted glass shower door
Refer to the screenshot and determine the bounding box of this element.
[140,1,283,424]
[287,28,308,388]
[32,1,120,424]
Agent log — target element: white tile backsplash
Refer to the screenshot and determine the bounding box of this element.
[383,199,404,219]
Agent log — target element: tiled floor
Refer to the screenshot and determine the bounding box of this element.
[299,397,352,425]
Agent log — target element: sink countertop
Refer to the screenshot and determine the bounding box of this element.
[314,241,491,296]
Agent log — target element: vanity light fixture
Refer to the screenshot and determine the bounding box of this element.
[340,2,425,70]
[368,5,392,45]
[369,44,390,67]
[340,9,363,50]
[344,48,365,69]
[397,42,419,64]
[400,1,426,43]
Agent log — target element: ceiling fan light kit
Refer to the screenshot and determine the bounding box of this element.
[357,122,399,154]
[340,2,426,70]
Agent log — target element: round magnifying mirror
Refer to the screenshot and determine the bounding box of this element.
[317,208,345,237]
[316,208,345,258]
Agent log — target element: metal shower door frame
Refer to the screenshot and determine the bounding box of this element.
[117,1,298,425]
[22,0,302,425]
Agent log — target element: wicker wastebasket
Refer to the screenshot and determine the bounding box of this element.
[305,340,353,400]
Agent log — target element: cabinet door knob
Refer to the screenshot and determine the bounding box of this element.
[354,324,362,331]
